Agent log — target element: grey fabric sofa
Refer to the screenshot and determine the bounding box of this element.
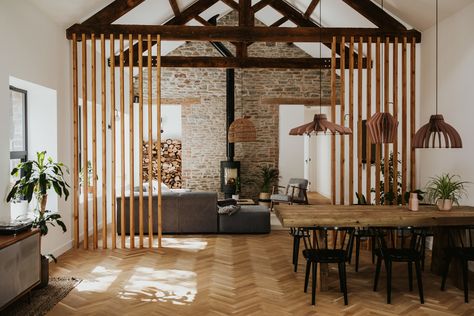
[117,191,218,234]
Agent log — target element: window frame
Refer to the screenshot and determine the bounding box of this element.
[9,85,28,162]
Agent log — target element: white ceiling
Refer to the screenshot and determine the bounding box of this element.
[27,0,474,30]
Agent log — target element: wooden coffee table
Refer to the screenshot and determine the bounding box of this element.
[236,199,256,205]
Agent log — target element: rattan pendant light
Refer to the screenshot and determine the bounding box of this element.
[289,1,352,137]
[413,0,462,148]
[366,0,398,144]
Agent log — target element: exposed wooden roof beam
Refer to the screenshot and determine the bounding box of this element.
[304,0,320,18]
[220,0,240,10]
[112,55,369,69]
[67,24,422,43]
[342,0,410,32]
[271,17,288,27]
[165,0,219,25]
[252,0,274,13]
[82,0,145,25]
[169,0,180,17]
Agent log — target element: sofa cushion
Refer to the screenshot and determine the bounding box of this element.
[217,205,240,216]
[219,205,270,234]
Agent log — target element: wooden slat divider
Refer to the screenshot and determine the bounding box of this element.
[331,37,337,205]
[110,34,117,249]
[357,37,363,198]
[340,36,345,205]
[120,34,126,249]
[81,33,89,249]
[101,34,107,249]
[410,38,416,190]
[91,34,98,249]
[148,36,154,247]
[383,37,389,200]
[401,37,407,198]
[72,34,79,248]
[392,37,399,201]
[157,35,163,247]
[374,37,381,205]
[348,37,354,205]
[366,37,372,203]
[138,35,144,248]
[129,34,135,249]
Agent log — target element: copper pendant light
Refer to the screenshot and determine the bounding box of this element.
[413,0,462,148]
[288,1,352,137]
[228,116,257,143]
[366,0,398,144]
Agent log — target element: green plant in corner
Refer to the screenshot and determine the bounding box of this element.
[256,165,279,194]
[425,173,468,208]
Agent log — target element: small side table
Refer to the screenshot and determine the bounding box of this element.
[236,199,256,205]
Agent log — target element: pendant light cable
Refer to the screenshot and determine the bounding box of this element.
[319,0,322,115]
[436,0,438,114]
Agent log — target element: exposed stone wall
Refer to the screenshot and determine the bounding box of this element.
[136,11,339,198]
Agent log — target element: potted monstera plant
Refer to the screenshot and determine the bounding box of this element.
[425,173,468,211]
[6,151,69,287]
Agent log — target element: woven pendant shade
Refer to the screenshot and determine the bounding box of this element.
[413,114,462,148]
[366,112,398,144]
[228,116,257,143]
[289,114,352,136]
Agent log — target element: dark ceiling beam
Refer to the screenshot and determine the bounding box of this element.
[67,24,422,43]
[271,16,288,27]
[220,0,240,10]
[82,0,145,25]
[112,55,369,69]
[341,0,411,32]
[165,0,219,25]
[252,0,274,13]
[168,0,181,17]
[304,0,319,18]
[237,0,252,57]
[267,0,354,57]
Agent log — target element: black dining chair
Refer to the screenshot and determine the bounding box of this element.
[290,227,309,272]
[302,226,355,305]
[372,227,426,304]
[441,226,474,303]
[353,228,376,272]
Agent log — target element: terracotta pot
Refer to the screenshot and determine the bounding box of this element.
[436,199,453,211]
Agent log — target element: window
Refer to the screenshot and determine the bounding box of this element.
[9,86,28,183]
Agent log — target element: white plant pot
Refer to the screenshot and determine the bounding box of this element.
[436,199,453,211]
[10,200,29,220]
[232,194,240,200]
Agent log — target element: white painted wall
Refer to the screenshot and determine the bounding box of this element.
[278,105,305,187]
[0,1,72,256]
[419,2,474,206]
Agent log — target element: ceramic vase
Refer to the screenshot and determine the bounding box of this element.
[408,193,419,211]
[436,199,453,211]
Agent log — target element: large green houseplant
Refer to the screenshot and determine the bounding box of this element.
[251,165,279,205]
[425,173,468,211]
[6,151,70,287]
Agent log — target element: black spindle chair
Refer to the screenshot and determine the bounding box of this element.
[290,227,309,272]
[441,226,474,303]
[302,227,355,305]
[372,227,426,304]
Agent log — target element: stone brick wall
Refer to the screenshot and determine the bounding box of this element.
[136,11,340,198]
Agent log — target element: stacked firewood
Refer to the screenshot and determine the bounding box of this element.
[143,139,182,189]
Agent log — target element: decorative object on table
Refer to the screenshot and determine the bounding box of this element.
[248,165,279,207]
[408,192,419,211]
[425,173,468,211]
[413,0,462,148]
[6,151,70,287]
[1,277,81,316]
[366,0,398,144]
[288,0,352,137]
[228,116,257,143]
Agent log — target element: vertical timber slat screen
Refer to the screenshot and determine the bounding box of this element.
[72,33,162,249]
[330,36,417,206]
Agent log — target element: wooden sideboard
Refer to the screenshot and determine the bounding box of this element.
[0,229,41,310]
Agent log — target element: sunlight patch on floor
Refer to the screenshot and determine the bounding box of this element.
[119,267,197,305]
[76,266,121,293]
[162,237,208,251]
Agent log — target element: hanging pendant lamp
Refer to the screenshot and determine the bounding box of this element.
[413,0,462,148]
[366,0,398,144]
[288,1,352,137]
[228,116,257,143]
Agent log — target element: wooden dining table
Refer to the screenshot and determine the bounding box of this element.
[274,204,474,290]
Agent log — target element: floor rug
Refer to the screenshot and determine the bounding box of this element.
[2,277,81,316]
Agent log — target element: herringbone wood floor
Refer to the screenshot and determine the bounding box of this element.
[49,231,474,315]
